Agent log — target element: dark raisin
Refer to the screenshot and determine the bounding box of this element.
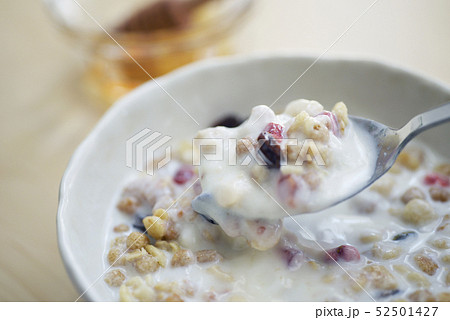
[379,289,400,298]
[211,114,244,128]
[258,132,282,169]
[392,231,416,241]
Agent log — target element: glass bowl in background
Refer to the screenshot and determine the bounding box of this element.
[43,0,253,107]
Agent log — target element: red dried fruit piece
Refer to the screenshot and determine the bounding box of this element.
[424,173,449,187]
[325,245,360,263]
[337,245,361,262]
[263,122,284,141]
[325,249,339,262]
[174,165,194,184]
[316,111,340,136]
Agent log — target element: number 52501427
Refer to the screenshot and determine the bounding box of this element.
[375,306,438,317]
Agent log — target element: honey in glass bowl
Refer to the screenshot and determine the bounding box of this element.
[43,0,253,107]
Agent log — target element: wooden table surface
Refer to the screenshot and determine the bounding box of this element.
[1,0,449,301]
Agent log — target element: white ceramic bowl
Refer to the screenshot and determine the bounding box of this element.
[58,53,450,301]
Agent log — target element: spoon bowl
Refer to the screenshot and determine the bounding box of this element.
[193,102,450,223]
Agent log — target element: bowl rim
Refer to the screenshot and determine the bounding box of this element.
[57,52,450,301]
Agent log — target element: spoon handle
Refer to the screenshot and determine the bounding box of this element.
[397,101,450,148]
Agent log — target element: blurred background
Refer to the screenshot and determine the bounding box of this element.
[1,0,450,301]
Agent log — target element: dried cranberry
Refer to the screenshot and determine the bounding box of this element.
[424,173,449,187]
[174,165,194,184]
[263,122,284,141]
[316,111,340,136]
[324,249,339,262]
[325,245,360,263]
[337,245,360,262]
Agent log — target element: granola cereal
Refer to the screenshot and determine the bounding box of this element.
[171,249,195,267]
[113,224,130,233]
[429,187,449,202]
[401,187,425,204]
[104,270,126,287]
[135,255,160,274]
[102,98,450,302]
[126,232,150,251]
[414,254,439,276]
[401,199,437,225]
[196,249,223,263]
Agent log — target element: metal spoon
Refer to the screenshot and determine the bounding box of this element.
[192,102,450,223]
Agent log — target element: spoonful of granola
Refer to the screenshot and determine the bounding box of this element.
[191,99,450,250]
